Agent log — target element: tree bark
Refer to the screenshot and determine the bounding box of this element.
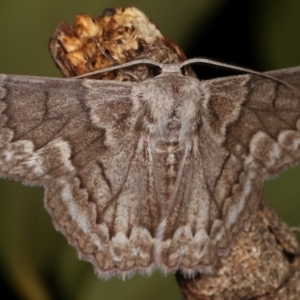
[176,202,300,299]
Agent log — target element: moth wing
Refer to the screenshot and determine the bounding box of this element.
[223,66,300,176]
[0,75,139,183]
[0,75,156,277]
[156,67,300,274]
[216,67,300,248]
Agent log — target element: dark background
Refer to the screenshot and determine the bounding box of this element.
[0,0,299,299]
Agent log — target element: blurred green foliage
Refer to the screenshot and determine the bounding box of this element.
[0,1,299,299]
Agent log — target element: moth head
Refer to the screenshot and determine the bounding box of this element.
[73,59,186,80]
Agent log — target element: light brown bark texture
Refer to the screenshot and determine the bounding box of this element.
[176,202,300,299]
[49,7,300,299]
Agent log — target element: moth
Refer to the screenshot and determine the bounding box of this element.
[1,58,300,278]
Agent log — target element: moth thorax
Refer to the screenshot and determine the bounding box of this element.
[140,75,201,143]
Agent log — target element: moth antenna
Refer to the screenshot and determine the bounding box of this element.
[181,58,300,95]
[73,59,162,79]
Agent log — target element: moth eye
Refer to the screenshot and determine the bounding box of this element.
[152,66,162,77]
[180,67,187,76]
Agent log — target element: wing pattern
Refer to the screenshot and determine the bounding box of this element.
[1,66,300,277]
